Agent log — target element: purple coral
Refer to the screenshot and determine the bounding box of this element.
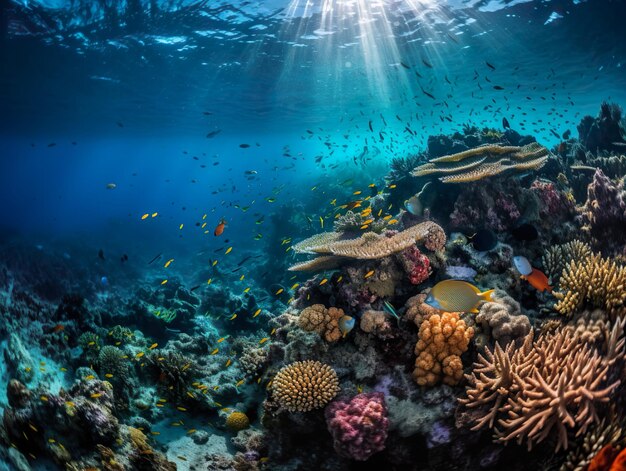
[325,392,389,461]
[531,180,575,218]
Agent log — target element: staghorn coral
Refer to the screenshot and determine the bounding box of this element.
[542,239,592,283]
[461,321,625,451]
[226,411,250,431]
[475,294,531,347]
[554,253,626,319]
[271,360,339,412]
[325,392,389,461]
[289,221,446,271]
[297,304,344,343]
[413,312,474,386]
[412,143,550,183]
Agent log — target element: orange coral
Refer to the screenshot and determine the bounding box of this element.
[611,448,626,471]
[589,444,619,471]
[412,312,474,386]
[297,304,344,342]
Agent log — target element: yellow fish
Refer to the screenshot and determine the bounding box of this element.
[161,279,168,285]
[253,309,261,318]
[319,216,324,228]
[425,280,495,314]
[290,283,300,290]
[164,259,174,268]
[275,288,284,295]
[217,337,226,343]
[225,359,232,367]
[364,270,375,279]
[229,313,237,321]
[90,393,102,398]
[211,348,219,355]
[141,213,149,220]
[149,343,158,350]
[389,184,397,189]
[353,190,362,195]
[136,352,145,358]
[236,379,245,387]
[259,337,269,345]
[243,287,250,293]
[105,374,114,378]
[179,224,184,230]
[225,247,233,255]
[320,278,328,285]
[151,212,158,217]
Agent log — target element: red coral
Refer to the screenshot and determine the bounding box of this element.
[399,246,431,285]
[589,444,619,471]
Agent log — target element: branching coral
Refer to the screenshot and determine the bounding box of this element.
[97,346,131,387]
[461,322,625,451]
[325,392,389,461]
[289,221,446,271]
[297,304,344,343]
[554,253,626,319]
[412,143,549,183]
[334,210,388,234]
[542,239,592,283]
[271,360,339,412]
[413,312,474,386]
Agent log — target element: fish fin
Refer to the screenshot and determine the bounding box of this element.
[479,289,495,301]
[470,307,480,314]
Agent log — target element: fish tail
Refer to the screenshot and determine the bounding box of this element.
[479,289,495,302]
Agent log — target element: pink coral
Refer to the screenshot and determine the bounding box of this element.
[399,246,431,285]
[325,392,389,461]
[531,180,575,218]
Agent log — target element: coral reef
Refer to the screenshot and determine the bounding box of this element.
[577,102,626,152]
[325,392,389,461]
[271,360,340,412]
[413,312,474,386]
[542,239,592,283]
[226,411,250,431]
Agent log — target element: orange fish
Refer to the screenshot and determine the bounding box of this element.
[521,268,552,293]
[214,219,226,237]
[52,324,65,333]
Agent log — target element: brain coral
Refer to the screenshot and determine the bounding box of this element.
[297,304,344,342]
[225,411,250,431]
[272,360,340,412]
[413,312,474,386]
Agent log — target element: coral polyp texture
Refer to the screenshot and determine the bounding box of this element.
[413,311,474,386]
[271,360,340,412]
[297,304,344,342]
[412,142,550,183]
[225,411,250,431]
[325,392,389,461]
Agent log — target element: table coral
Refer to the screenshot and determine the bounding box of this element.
[413,312,474,386]
[289,221,446,271]
[271,360,339,412]
[325,392,389,461]
[297,304,344,342]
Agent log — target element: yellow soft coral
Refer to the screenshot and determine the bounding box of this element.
[272,360,339,412]
[554,254,626,320]
[413,312,474,386]
[297,304,344,342]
